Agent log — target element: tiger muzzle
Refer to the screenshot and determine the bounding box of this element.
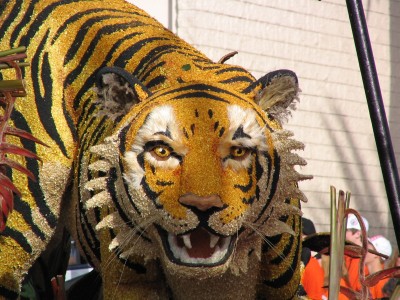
[158,193,235,266]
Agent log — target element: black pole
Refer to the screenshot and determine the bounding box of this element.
[346,0,400,247]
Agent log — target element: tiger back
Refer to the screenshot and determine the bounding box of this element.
[0,0,311,299]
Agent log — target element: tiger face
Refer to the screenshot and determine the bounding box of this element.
[123,96,269,266]
[89,70,309,278]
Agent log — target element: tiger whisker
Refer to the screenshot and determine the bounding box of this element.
[229,222,241,265]
[110,216,161,300]
[111,258,128,300]
[102,215,161,273]
[242,221,291,269]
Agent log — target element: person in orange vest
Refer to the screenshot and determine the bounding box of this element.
[343,214,370,293]
[365,235,392,299]
[301,217,325,299]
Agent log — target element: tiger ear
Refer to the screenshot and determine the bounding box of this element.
[255,69,299,124]
[94,66,152,120]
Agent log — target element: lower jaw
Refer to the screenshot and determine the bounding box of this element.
[157,227,235,267]
[168,243,231,266]
[162,255,233,279]
[165,247,233,267]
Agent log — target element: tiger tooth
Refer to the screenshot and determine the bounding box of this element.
[209,234,219,248]
[182,234,192,249]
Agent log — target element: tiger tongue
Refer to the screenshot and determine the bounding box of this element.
[186,228,216,258]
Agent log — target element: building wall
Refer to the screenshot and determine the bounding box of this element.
[130,0,400,245]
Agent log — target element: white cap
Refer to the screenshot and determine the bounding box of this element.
[346,214,369,232]
[368,235,392,258]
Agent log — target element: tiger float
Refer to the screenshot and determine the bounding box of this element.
[0,0,312,299]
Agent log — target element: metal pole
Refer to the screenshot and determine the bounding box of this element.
[346,0,400,247]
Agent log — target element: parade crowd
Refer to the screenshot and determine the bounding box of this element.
[300,215,399,300]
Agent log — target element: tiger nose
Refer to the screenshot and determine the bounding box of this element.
[178,193,224,211]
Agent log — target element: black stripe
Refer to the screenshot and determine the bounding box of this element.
[262,222,300,290]
[42,52,70,157]
[121,174,144,218]
[14,196,45,240]
[157,83,242,101]
[108,168,137,222]
[65,16,138,64]
[215,66,252,76]
[255,153,264,182]
[9,0,36,45]
[0,285,18,300]
[132,44,181,79]
[63,100,78,142]
[120,257,147,274]
[174,91,230,103]
[108,168,151,242]
[140,61,165,82]
[76,98,98,134]
[118,125,131,155]
[219,76,254,85]
[146,75,167,89]
[52,8,142,45]
[248,151,279,232]
[219,127,225,137]
[9,110,49,238]
[79,116,107,152]
[75,211,100,266]
[20,1,82,47]
[119,161,150,228]
[141,177,162,209]
[114,37,169,69]
[0,0,23,41]
[76,158,102,259]
[88,121,108,148]
[77,207,101,260]
[30,31,69,157]
[152,83,270,126]
[183,128,189,139]
[213,121,219,131]
[137,47,204,79]
[232,125,251,140]
[259,150,279,217]
[156,180,174,186]
[53,8,103,42]
[234,165,253,193]
[10,110,58,230]
[2,227,32,253]
[270,233,295,265]
[191,60,220,70]
[242,79,261,95]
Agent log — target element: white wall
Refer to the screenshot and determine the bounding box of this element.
[127,0,400,246]
[127,0,174,30]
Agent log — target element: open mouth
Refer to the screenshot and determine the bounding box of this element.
[158,227,235,266]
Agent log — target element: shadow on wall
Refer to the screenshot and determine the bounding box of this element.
[321,0,399,235]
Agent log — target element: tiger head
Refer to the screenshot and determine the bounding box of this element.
[88,67,310,279]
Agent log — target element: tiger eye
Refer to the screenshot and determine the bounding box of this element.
[152,146,171,160]
[230,146,250,160]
